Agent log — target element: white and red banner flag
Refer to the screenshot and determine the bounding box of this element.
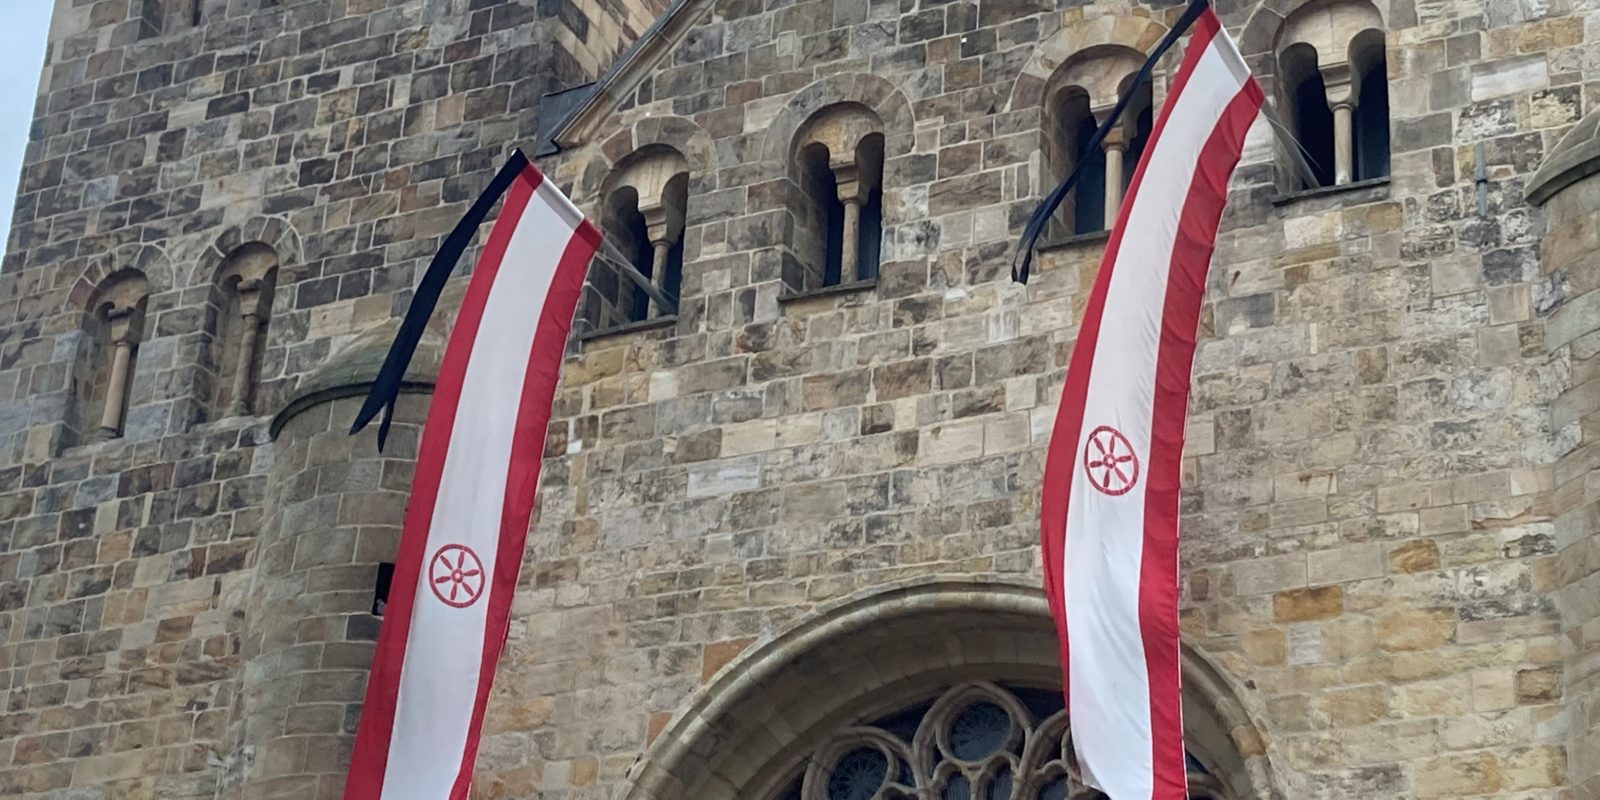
[346,151,600,799]
[1034,6,1263,798]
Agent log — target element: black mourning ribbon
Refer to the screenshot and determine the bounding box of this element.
[350,149,531,450]
[1012,0,1211,285]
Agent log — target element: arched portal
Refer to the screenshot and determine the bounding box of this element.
[623,580,1280,800]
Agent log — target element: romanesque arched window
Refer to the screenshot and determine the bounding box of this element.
[70,269,151,443]
[584,146,688,333]
[770,682,1228,800]
[1277,0,1389,189]
[790,103,885,289]
[1043,49,1156,238]
[204,243,278,419]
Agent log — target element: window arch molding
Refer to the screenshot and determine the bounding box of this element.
[789,102,887,289]
[1237,0,1397,58]
[70,243,174,305]
[1004,15,1170,114]
[183,217,301,289]
[182,219,300,423]
[756,73,914,167]
[577,115,716,201]
[622,579,1282,800]
[1239,0,1392,190]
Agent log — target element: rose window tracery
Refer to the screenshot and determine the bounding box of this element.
[771,683,1227,800]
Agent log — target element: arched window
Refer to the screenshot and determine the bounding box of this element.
[204,243,278,420]
[584,146,688,333]
[1277,0,1389,189]
[790,103,885,290]
[70,269,150,443]
[769,682,1228,800]
[1043,49,1155,238]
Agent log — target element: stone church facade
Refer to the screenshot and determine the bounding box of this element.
[2,0,1600,797]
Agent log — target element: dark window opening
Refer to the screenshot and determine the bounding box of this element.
[1282,44,1336,189]
[1352,30,1390,182]
[623,207,653,323]
[1125,103,1156,190]
[1072,111,1108,235]
[372,562,395,616]
[857,186,883,282]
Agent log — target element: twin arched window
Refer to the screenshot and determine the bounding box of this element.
[791,103,886,290]
[1277,0,1390,189]
[587,146,689,333]
[1044,48,1155,239]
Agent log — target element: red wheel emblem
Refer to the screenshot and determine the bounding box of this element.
[428,544,485,608]
[1083,425,1139,496]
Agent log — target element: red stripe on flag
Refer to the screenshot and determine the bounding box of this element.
[1138,72,1265,800]
[344,167,543,800]
[449,201,599,798]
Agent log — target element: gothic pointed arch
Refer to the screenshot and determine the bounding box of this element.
[624,579,1280,800]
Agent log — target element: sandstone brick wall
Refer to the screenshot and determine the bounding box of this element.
[0,0,1596,798]
[0,0,619,798]
[501,0,1588,796]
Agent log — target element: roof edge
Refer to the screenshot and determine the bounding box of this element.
[547,0,712,151]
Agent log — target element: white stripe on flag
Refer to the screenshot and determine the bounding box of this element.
[1041,10,1262,800]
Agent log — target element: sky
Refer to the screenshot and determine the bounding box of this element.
[0,1,53,244]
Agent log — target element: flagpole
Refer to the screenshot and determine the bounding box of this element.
[593,237,679,316]
[1259,100,1325,190]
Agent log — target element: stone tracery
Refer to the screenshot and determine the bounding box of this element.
[771,682,1227,800]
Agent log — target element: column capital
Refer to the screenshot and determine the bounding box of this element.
[236,278,268,318]
[832,159,871,205]
[1090,103,1134,152]
[1322,63,1355,109]
[1101,124,1130,153]
[105,305,142,346]
[639,202,680,248]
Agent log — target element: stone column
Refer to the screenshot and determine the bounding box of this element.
[1325,67,1355,186]
[96,305,142,439]
[834,162,866,283]
[227,278,267,417]
[221,320,442,800]
[641,204,675,317]
[1101,124,1130,226]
